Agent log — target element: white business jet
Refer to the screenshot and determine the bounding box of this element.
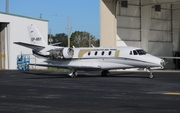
[14,25,165,78]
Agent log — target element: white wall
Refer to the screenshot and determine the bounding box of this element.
[0,12,48,69]
[100,0,117,46]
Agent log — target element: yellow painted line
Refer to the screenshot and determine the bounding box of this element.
[163,92,180,96]
[1,54,6,58]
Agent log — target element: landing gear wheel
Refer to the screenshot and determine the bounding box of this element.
[149,73,153,79]
[101,70,109,77]
[70,71,77,78]
[69,70,77,78]
[73,71,77,78]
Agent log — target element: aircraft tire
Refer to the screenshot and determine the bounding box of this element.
[73,71,77,78]
[101,70,108,77]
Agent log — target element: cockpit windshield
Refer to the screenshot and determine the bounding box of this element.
[136,49,146,55]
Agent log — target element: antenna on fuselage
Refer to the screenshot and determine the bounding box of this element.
[91,44,94,48]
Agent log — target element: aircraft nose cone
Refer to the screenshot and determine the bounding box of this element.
[160,59,165,69]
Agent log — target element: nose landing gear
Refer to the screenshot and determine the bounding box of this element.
[69,69,77,78]
[147,69,153,79]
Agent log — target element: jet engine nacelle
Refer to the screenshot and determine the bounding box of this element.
[49,47,74,59]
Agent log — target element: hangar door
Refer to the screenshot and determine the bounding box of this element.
[0,23,8,69]
[117,0,173,55]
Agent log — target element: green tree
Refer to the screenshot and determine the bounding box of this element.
[92,39,100,47]
[48,33,68,47]
[70,31,99,47]
[48,31,99,47]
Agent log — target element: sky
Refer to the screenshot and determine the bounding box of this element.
[0,0,100,38]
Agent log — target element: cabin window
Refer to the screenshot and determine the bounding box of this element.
[88,51,91,56]
[133,50,138,55]
[108,51,112,55]
[102,51,105,55]
[129,51,132,55]
[95,51,98,55]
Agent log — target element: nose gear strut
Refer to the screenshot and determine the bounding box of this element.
[147,69,153,79]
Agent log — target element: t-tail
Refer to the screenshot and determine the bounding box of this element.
[14,25,49,52]
[28,24,47,46]
[14,24,63,59]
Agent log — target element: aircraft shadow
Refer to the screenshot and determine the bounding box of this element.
[23,71,69,79]
[109,72,149,78]
[22,71,149,79]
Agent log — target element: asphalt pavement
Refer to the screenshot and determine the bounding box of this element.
[0,70,180,113]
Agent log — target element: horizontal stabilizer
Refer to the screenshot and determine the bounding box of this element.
[50,42,62,46]
[14,42,45,51]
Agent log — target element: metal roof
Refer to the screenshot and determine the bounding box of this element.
[0,11,48,22]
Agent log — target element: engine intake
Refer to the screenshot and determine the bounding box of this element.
[49,47,74,59]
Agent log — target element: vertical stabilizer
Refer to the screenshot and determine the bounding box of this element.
[27,24,47,46]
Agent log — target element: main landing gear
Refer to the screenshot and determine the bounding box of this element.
[147,69,153,79]
[101,70,110,77]
[68,69,77,78]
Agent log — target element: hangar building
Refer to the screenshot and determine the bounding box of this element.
[0,12,48,69]
[100,0,180,68]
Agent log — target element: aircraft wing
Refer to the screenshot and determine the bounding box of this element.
[14,42,45,51]
[29,63,101,70]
